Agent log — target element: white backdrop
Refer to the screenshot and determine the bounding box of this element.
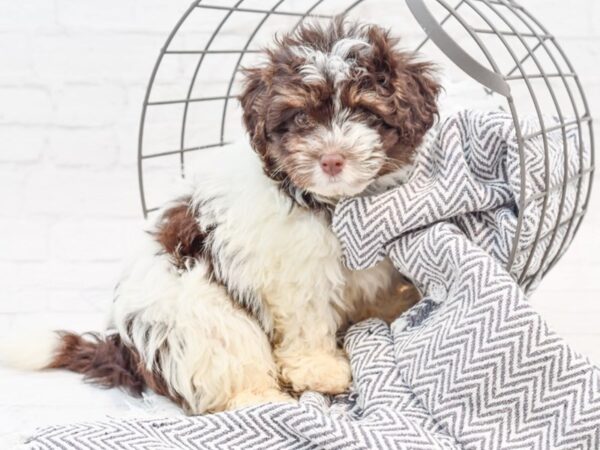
[0,0,599,364]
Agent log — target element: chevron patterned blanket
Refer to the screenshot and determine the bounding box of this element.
[26,111,600,449]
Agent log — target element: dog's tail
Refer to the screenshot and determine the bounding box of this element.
[0,329,146,396]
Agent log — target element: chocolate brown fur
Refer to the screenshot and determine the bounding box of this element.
[153,198,210,270]
[49,331,186,409]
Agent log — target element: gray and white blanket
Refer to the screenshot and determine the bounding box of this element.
[26,111,600,449]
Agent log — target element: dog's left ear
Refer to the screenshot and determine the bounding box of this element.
[351,26,441,149]
[239,67,270,158]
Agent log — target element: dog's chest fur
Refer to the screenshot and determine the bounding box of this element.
[151,145,398,336]
[196,149,395,333]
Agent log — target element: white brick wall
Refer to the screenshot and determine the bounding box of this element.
[0,0,598,363]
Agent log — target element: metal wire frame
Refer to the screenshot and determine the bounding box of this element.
[138,0,594,291]
[406,0,594,290]
[490,1,586,289]
[460,0,560,288]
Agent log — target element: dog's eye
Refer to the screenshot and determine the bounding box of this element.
[270,111,310,134]
[360,108,384,125]
[273,123,290,134]
[294,112,311,127]
[360,109,396,132]
[272,116,294,134]
[376,73,390,87]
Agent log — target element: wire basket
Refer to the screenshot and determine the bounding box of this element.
[137,0,594,291]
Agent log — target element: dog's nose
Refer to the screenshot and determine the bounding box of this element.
[320,153,345,177]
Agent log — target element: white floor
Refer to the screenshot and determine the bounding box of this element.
[0,368,185,447]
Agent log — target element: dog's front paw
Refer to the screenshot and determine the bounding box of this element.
[226,388,297,411]
[278,350,352,395]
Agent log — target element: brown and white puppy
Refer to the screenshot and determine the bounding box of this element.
[1,20,439,414]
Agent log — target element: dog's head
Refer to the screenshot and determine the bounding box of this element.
[239,19,440,202]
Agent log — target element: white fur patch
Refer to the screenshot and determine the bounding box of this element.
[293,37,370,85]
[0,329,61,371]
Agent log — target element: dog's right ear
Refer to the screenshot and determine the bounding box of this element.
[239,67,269,158]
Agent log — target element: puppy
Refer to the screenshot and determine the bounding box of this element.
[3,19,439,414]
